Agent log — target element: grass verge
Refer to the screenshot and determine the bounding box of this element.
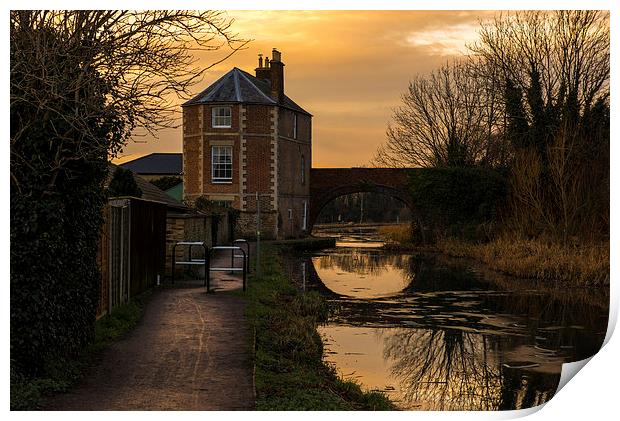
[246,244,395,410]
[10,291,151,410]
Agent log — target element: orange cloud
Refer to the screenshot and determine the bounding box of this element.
[115,10,496,167]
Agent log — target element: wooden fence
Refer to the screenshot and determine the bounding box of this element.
[97,197,167,318]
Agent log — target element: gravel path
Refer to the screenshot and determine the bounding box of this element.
[47,250,254,411]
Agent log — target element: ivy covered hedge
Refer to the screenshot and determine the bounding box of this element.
[408,167,508,240]
[10,25,122,381]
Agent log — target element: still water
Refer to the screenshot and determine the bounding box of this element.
[286,228,608,410]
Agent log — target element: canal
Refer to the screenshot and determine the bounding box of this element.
[283,226,608,410]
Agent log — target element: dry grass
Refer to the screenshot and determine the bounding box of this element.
[438,236,609,287]
[376,224,412,244]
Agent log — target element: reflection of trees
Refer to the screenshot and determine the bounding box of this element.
[383,329,501,410]
[314,250,413,277]
[382,329,558,410]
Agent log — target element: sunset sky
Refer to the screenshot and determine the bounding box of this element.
[115,10,497,167]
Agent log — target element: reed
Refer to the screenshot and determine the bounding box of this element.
[437,236,609,287]
[377,224,412,244]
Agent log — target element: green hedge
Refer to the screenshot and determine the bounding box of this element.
[11,26,123,380]
[408,167,507,239]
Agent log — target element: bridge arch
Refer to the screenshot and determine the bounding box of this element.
[308,168,427,241]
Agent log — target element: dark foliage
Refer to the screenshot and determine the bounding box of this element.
[408,167,507,239]
[10,25,122,379]
[108,167,142,198]
[149,175,182,192]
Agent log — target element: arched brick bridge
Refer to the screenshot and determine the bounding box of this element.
[309,168,422,234]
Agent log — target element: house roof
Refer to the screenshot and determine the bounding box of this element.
[120,153,182,175]
[106,164,188,211]
[183,67,311,116]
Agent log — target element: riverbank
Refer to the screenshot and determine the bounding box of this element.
[375,224,609,287]
[437,236,609,287]
[245,244,395,410]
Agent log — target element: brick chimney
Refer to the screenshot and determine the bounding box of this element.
[255,53,271,81]
[254,49,285,103]
[269,49,285,103]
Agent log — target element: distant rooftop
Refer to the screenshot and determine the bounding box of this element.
[106,164,187,211]
[183,67,311,116]
[120,153,182,175]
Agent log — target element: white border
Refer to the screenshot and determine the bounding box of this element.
[3,2,617,420]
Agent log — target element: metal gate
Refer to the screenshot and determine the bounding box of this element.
[108,199,131,311]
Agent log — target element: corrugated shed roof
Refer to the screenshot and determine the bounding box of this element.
[183,67,311,116]
[120,153,182,175]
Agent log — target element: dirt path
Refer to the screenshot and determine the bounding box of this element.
[47,249,254,411]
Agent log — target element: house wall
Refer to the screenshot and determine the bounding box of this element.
[182,89,311,240]
[183,103,242,207]
[277,109,311,238]
[183,105,202,200]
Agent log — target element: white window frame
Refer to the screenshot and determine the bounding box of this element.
[293,113,298,139]
[212,106,232,128]
[302,201,307,230]
[301,155,306,185]
[211,145,233,183]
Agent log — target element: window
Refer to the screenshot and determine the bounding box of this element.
[302,201,307,230]
[212,106,232,128]
[288,209,293,220]
[293,113,298,139]
[212,146,232,182]
[300,155,306,185]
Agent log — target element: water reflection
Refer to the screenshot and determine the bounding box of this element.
[312,250,413,298]
[291,245,607,411]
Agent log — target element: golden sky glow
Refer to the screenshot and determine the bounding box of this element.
[115,10,496,167]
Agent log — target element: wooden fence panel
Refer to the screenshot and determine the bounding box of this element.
[108,199,131,311]
[129,199,167,296]
[96,205,110,318]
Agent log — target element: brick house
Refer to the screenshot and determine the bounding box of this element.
[182,49,312,239]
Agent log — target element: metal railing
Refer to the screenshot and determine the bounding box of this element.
[172,241,209,289]
[209,245,248,292]
[171,241,249,293]
[232,239,250,274]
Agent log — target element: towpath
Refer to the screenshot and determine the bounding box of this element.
[47,248,254,410]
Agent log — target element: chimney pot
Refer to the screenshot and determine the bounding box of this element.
[265,57,270,67]
[258,53,263,68]
[272,48,281,62]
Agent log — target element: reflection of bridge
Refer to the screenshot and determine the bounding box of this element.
[309,168,420,233]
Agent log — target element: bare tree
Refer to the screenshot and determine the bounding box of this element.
[374,59,502,168]
[470,10,609,123]
[469,10,610,242]
[11,10,248,190]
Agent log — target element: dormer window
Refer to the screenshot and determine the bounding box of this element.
[212,106,232,128]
